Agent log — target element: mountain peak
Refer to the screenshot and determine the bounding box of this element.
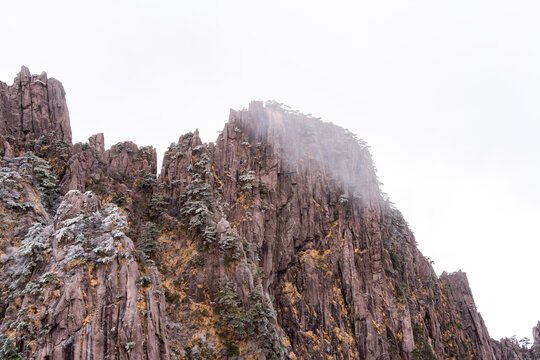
[0,68,537,360]
[0,66,72,154]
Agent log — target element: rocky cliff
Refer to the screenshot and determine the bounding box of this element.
[0,67,537,359]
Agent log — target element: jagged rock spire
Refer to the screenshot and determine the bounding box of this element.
[0,66,72,152]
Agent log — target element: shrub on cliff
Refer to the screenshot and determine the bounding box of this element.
[182,178,216,245]
[0,336,22,360]
[14,223,53,284]
[246,288,284,360]
[149,194,168,218]
[55,199,128,266]
[216,277,249,337]
[138,221,160,258]
[218,232,243,261]
[239,171,258,192]
[0,152,60,212]
[137,171,156,189]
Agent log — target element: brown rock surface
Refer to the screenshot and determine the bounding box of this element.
[188,101,493,359]
[491,338,524,360]
[60,136,157,195]
[534,322,540,355]
[0,66,72,151]
[0,190,170,359]
[156,101,533,359]
[1,70,538,360]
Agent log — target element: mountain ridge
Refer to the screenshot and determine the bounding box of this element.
[0,66,537,360]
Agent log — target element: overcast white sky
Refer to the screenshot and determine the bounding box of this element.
[1,0,538,341]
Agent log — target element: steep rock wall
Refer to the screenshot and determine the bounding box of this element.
[0,66,72,153]
[193,101,498,359]
[0,68,538,360]
[0,68,168,360]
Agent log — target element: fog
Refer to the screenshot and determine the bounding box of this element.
[1,0,539,341]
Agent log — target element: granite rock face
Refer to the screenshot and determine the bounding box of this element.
[0,68,538,359]
[177,102,495,359]
[0,69,166,360]
[0,66,72,153]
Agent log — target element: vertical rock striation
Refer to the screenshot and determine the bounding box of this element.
[190,101,499,359]
[0,69,538,359]
[0,68,167,360]
[0,66,72,152]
